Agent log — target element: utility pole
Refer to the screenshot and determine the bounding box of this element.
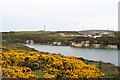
[44,26,46,31]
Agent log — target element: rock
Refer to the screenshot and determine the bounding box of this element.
[77,57,86,61]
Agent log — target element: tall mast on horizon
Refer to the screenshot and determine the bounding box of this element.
[44,26,46,31]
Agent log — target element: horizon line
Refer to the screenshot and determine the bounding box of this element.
[0,29,118,32]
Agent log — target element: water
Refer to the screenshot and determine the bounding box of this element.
[24,44,120,66]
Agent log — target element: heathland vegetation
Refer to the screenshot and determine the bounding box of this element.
[2,46,105,78]
[1,30,120,79]
[2,31,120,49]
[1,42,120,79]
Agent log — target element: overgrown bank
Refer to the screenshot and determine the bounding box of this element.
[2,42,120,78]
[2,31,120,49]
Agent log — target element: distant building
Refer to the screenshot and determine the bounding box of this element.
[102,32,109,35]
[59,33,83,37]
[95,33,100,35]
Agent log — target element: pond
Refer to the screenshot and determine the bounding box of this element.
[24,44,120,66]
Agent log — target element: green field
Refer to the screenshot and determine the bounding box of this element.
[15,31,51,34]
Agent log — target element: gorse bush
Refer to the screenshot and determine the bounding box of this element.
[2,47,105,79]
[2,66,38,78]
[43,56,105,78]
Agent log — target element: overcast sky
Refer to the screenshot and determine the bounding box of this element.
[0,0,119,32]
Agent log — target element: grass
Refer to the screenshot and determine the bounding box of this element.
[15,31,51,34]
[32,70,44,77]
[2,42,38,51]
[86,60,120,78]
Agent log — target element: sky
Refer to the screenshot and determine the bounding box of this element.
[0,0,119,32]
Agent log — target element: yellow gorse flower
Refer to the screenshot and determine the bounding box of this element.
[2,47,105,78]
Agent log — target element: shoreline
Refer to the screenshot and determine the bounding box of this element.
[23,42,119,50]
[3,42,120,78]
[23,43,119,66]
[3,42,120,66]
